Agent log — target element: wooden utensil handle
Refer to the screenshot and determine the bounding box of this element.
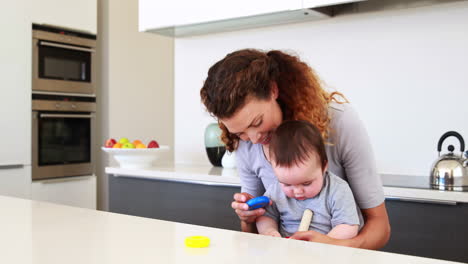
[298,209,313,232]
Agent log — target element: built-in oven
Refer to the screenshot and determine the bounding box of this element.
[32,96,96,180]
[32,24,96,96]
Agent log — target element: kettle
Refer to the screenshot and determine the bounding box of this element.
[430,131,468,191]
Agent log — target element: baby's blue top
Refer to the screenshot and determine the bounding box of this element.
[264,171,363,237]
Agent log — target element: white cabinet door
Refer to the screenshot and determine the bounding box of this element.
[31,175,96,209]
[0,166,31,199]
[303,0,366,8]
[139,0,302,31]
[0,0,31,166]
[31,0,97,34]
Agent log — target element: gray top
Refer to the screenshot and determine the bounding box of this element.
[264,171,363,237]
[236,102,384,209]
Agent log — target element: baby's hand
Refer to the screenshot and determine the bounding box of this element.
[263,229,281,237]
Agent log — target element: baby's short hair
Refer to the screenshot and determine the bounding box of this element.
[269,120,327,169]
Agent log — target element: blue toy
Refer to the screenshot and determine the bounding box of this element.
[246,196,270,210]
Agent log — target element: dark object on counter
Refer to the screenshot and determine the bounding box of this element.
[430,131,468,191]
[204,123,226,167]
[205,146,226,167]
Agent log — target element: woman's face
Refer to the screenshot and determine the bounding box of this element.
[220,86,282,145]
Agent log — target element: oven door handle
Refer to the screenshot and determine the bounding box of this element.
[39,41,95,53]
[39,114,93,119]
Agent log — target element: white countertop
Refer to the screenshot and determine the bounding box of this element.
[105,165,468,203]
[0,195,460,264]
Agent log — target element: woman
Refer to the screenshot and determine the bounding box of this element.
[200,49,390,249]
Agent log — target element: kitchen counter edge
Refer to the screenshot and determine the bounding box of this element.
[105,166,468,204]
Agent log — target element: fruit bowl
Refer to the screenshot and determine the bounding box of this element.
[101,146,170,169]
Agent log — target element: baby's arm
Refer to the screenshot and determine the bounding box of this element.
[327,224,359,239]
[256,216,281,237]
[327,176,362,240]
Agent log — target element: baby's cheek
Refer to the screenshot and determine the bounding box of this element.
[281,187,293,198]
[306,185,321,198]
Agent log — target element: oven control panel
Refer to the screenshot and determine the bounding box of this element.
[32,100,96,112]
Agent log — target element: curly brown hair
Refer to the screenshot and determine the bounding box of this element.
[200,49,347,152]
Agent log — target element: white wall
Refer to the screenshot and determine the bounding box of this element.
[174,1,468,176]
[97,0,174,210]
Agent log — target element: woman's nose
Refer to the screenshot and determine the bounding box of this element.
[248,131,262,144]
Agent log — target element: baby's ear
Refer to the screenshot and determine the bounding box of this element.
[322,161,329,173]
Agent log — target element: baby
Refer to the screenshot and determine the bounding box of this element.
[257,120,363,239]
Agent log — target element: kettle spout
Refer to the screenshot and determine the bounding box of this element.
[464,151,468,167]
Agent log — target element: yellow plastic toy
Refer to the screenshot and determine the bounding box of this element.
[185,236,210,248]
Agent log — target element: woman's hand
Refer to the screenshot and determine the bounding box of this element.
[290,203,391,249]
[231,192,269,223]
[290,230,340,245]
[263,229,282,237]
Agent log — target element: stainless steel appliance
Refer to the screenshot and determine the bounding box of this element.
[32,24,96,96]
[32,97,96,180]
[430,131,468,191]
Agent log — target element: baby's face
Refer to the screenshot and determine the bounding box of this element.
[273,155,325,200]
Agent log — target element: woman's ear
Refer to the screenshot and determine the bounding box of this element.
[271,82,279,100]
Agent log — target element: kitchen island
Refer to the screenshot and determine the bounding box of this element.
[0,195,461,264]
[106,165,468,263]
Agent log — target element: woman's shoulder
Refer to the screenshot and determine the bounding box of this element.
[329,102,358,121]
[236,140,262,158]
[328,102,363,131]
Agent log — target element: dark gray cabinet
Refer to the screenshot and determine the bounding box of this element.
[382,199,468,263]
[109,175,241,231]
[108,175,468,262]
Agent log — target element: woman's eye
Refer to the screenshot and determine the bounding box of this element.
[253,120,263,127]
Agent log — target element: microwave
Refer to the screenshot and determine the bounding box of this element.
[32,24,97,96]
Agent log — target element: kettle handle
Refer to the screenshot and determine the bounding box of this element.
[437,131,465,153]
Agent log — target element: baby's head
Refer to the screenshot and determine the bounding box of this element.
[269,120,328,200]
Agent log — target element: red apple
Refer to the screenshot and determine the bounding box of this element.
[104,138,117,148]
[147,140,160,148]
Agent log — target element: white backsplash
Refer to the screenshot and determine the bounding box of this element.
[174,1,468,176]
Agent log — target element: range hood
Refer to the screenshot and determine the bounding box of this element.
[140,0,366,37]
[147,8,332,37]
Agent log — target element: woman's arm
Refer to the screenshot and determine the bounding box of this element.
[233,141,268,232]
[327,224,358,240]
[290,202,391,249]
[348,203,391,249]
